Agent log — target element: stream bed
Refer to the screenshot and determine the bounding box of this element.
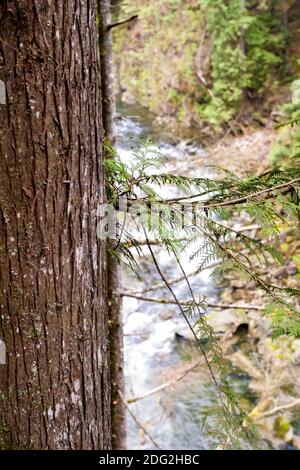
[116,102,258,450]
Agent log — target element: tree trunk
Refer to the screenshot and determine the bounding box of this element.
[99,0,116,144]
[98,0,126,450]
[0,0,111,450]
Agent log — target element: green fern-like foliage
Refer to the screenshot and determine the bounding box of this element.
[105,137,300,448]
[197,0,287,127]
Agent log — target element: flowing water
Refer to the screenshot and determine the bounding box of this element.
[115,102,256,450]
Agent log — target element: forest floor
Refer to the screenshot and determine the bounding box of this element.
[191,126,274,175]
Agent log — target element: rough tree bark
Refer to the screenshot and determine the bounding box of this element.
[98,0,126,450]
[0,0,111,449]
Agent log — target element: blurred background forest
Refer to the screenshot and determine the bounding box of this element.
[114,0,300,159]
[111,0,300,450]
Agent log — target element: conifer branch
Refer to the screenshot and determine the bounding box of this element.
[120,292,264,311]
[142,228,234,430]
[106,15,138,32]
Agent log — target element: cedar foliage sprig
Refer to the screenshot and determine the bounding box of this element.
[104,137,300,448]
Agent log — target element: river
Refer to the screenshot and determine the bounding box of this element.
[115,102,257,450]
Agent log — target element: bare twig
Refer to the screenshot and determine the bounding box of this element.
[123,234,260,295]
[188,178,300,209]
[123,236,191,248]
[203,177,300,209]
[142,228,231,425]
[127,360,203,404]
[126,178,300,209]
[123,266,213,295]
[118,390,161,449]
[120,292,264,311]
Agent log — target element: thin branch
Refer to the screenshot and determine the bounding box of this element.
[142,228,230,424]
[203,178,300,209]
[255,398,300,419]
[181,178,300,210]
[126,177,300,209]
[123,225,260,249]
[201,225,282,304]
[123,236,191,248]
[120,292,264,311]
[123,234,261,295]
[123,265,214,295]
[122,226,291,300]
[113,211,127,252]
[121,222,262,295]
[127,360,203,404]
[118,390,161,449]
[106,15,138,32]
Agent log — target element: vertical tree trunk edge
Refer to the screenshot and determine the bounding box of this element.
[0,1,112,449]
[98,0,127,450]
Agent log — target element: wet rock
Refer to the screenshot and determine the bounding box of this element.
[174,328,195,343]
[292,348,300,365]
[231,279,247,289]
[281,443,298,450]
[220,290,234,303]
[273,266,288,279]
[233,323,249,338]
[248,315,269,341]
[286,264,297,276]
[249,397,273,419]
[207,310,244,334]
[231,290,245,301]
[175,332,192,343]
